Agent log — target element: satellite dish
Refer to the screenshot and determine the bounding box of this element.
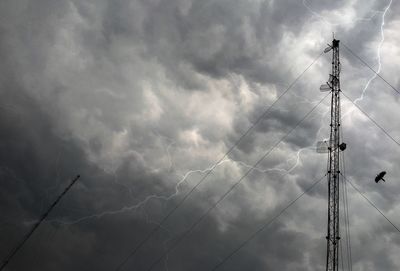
[316,140,345,153]
[316,141,329,153]
[324,46,332,53]
[320,84,331,92]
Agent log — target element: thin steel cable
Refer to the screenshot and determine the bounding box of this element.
[210,173,327,271]
[341,174,400,234]
[339,78,352,271]
[342,169,351,270]
[114,51,325,271]
[340,176,348,271]
[0,175,80,271]
[145,93,330,271]
[342,43,400,96]
[339,106,348,271]
[341,92,400,147]
[342,167,351,270]
[343,166,352,271]
[339,236,345,271]
[340,127,352,271]
[340,154,352,271]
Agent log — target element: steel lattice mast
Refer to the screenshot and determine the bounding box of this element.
[325,38,342,271]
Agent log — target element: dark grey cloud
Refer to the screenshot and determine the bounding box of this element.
[1,0,400,270]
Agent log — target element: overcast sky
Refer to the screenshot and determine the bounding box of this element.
[1,0,400,270]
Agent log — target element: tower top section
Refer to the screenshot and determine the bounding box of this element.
[332,39,340,48]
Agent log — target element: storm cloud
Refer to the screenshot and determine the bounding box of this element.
[1,0,400,270]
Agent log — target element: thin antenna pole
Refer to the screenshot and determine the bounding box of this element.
[0,175,81,270]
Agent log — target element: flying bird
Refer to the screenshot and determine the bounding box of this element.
[375,171,386,183]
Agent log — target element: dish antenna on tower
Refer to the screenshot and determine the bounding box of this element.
[324,44,332,53]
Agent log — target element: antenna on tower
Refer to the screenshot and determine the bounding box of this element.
[324,45,332,54]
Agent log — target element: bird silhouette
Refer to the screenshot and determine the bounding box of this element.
[375,171,386,183]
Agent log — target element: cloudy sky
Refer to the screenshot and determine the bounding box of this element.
[1,0,400,270]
